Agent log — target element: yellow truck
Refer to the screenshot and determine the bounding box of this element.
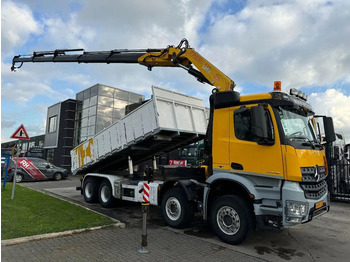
[12,39,336,244]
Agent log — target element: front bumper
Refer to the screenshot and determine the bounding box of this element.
[282,181,330,226]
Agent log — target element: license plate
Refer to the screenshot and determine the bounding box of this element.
[315,200,324,209]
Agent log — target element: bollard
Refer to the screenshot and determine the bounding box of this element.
[138,182,150,254]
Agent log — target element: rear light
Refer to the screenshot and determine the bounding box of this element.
[8,166,12,172]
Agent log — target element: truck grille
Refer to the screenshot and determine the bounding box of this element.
[300,166,328,199]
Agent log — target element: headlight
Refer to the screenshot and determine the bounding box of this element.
[285,200,308,223]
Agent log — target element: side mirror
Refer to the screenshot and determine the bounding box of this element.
[251,106,269,143]
[46,164,51,169]
[324,117,336,143]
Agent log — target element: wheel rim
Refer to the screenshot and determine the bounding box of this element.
[85,183,93,198]
[217,206,240,235]
[55,173,62,180]
[15,174,22,183]
[101,185,110,203]
[165,197,181,221]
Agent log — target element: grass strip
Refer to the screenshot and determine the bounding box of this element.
[1,184,115,240]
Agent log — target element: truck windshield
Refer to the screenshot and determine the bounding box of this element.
[278,108,320,149]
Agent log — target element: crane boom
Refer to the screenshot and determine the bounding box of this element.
[11,39,235,91]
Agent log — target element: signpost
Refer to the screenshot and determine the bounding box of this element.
[10,124,30,199]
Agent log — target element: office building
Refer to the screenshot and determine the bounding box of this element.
[44,99,77,169]
[73,83,144,146]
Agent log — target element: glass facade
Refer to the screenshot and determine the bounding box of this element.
[73,84,144,146]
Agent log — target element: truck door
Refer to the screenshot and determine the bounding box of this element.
[230,104,284,179]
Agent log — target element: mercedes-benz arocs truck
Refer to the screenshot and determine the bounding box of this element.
[12,39,336,244]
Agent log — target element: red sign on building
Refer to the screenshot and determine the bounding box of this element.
[168,160,187,166]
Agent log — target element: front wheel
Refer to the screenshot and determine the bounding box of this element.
[161,187,194,228]
[98,180,114,208]
[15,173,23,183]
[210,195,255,245]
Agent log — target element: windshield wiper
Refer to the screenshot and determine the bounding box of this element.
[288,135,316,149]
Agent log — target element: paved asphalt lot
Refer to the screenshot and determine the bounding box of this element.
[2,175,350,261]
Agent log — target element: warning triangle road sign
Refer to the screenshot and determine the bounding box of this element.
[10,124,30,140]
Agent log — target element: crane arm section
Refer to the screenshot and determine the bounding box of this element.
[11,39,235,91]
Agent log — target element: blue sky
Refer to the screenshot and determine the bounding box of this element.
[1,0,350,143]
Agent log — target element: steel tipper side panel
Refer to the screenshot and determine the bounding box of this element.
[153,87,207,133]
[71,138,94,173]
[71,86,207,175]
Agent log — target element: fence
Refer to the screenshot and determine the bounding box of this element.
[329,160,350,202]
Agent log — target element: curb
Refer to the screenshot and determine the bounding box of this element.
[1,222,125,247]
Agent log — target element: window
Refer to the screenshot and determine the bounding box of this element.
[46,149,54,163]
[88,106,97,116]
[37,161,50,169]
[113,108,124,119]
[48,116,57,133]
[99,86,114,97]
[89,95,97,106]
[83,99,90,109]
[88,116,96,126]
[234,107,274,142]
[279,108,315,141]
[98,96,114,106]
[114,89,129,100]
[81,117,88,127]
[97,106,113,117]
[234,107,253,141]
[114,99,128,109]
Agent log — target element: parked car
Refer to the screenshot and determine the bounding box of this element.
[2,157,69,183]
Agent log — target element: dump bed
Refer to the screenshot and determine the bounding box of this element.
[71,86,208,175]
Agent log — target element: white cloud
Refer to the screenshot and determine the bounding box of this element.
[25,124,46,136]
[1,119,16,128]
[308,89,350,143]
[1,1,43,55]
[201,0,350,91]
[2,62,72,104]
[40,13,96,49]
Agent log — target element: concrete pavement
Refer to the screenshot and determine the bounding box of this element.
[2,176,350,261]
[2,226,265,262]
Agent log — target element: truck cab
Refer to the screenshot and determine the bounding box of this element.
[203,88,334,243]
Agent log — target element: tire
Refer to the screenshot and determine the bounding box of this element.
[53,172,63,181]
[83,177,99,203]
[14,173,23,183]
[161,187,194,228]
[210,195,255,245]
[98,180,114,208]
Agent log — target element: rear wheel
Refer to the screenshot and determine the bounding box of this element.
[210,195,255,245]
[83,177,98,203]
[98,180,114,208]
[161,187,194,228]
[53,172,63,181]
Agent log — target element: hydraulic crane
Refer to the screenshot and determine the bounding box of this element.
[12,39,235,92]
